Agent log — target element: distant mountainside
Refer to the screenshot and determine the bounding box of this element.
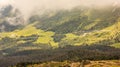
[0,5,120,56]
[0,3,120,67]
[33,6,120,33]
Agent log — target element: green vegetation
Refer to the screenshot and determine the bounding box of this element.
[111,43,120,48]
[0,22,58,52]
[0,5,120,67]
[0,6,120,55]
[2,45,120,67]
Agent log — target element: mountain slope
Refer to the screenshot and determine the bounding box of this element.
[34,6,120,34]
[0,6,120,56]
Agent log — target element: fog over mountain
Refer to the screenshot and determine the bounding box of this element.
[0,0,120,31]
[0,0,24,32]
[0,0,120,67]
[1,0,120,20]
[14,0,120,19]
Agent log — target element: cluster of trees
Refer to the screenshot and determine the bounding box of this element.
[0,45,119,67]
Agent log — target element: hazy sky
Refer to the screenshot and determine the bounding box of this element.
[0,0,120,19]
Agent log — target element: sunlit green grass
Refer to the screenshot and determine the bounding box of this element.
[61,30,111,46]
[0,22,58,48]
[111,43,120,48]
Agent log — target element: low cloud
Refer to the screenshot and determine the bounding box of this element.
[1,0,120,20]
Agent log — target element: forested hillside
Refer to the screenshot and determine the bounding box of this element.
[0,4,120,67]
